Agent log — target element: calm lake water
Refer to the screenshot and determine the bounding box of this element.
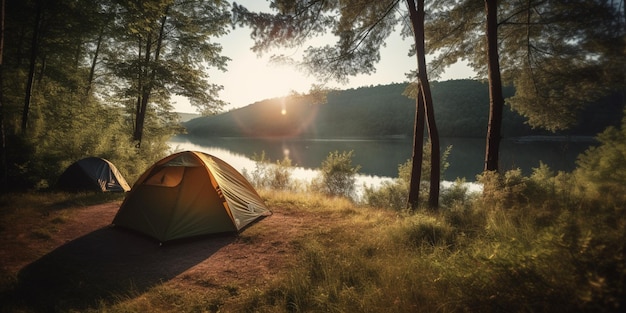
[168,135,596,186]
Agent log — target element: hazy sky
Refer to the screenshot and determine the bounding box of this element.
[174,1,475,113]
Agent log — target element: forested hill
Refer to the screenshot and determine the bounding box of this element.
[184,79,623,139]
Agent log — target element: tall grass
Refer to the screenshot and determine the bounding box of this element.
[232,144,624,312]
[232,166,625,313]
[3,138,625,312]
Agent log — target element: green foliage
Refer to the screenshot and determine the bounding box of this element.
[503,0,625,131]
[0,0,232,190]
[392,214,458,249]
[268,157,293,191]
[363,142,452,210]
[362,158,413,210]
[237,178,625,312]
[312,150,361,199]
[185,80,621,140]
[440,178,473,208]
[426,0,625,131]
[244,151,295,191]
[5,90,175,189]
[234,1,398,83]
[110,0,231,116]
[436,203,626,312]
[3,161,626,312]
[575,113,626,205]
[477,169,531,209]
[244,151,270,188]
[363,179,409,211]
[477,164,578,214]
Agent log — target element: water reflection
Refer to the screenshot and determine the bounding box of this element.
[169,135,595,183]
[167,136,395,194]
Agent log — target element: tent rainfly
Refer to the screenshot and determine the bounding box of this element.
[57,157,131,192]
[112,151,271,242]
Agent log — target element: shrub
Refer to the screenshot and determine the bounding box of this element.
[268,157,293,190]
[244,151,294,191]
[393,214,458,249]
[244,151,270,188]
[477,168,530,209]
[575,116,626,205]
[363,143,453,210]
[437,202,626,312]
[7,95,175,190]
[440,178,471,208]
[362,179,408,211]
[312,150,360,199]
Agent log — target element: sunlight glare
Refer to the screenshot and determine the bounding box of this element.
[281,97,287,115]
[218,57,314,109]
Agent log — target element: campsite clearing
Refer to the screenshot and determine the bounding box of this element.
[0,192,331,312]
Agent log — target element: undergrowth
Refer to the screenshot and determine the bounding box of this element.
[2,122,626,312]
[231,163,625,313]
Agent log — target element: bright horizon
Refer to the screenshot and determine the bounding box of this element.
[174,1,476,114]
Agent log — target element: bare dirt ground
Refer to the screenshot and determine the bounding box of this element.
[0,200,319,312]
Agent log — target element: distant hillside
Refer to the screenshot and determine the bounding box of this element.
[184,80,623,138]
[177,112,201,123]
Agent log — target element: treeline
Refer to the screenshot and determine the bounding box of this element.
[184,80,624,138]
[1,0,231,190]
[2,1,623,191]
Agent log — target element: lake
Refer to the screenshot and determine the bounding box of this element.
[168,135,596,185]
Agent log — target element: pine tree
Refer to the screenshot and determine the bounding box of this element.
[108,0,231,147]
[233,0,443,209]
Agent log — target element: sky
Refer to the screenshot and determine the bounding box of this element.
[174,1,476,113]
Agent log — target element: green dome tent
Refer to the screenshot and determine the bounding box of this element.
[57,157,131,192]
[112,151,271,242]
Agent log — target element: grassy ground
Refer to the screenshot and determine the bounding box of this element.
[0,188,624,312]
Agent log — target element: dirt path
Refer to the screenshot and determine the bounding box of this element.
[0,200,314,311]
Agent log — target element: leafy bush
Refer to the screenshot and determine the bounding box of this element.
[5,94,176,190]
[363,179,408,211]
[311,150,360,199]
[5,170,625,312]
[363,142,452,210]
[440,178,472,208]
[391,214,458,249]
[436,200,626,312]
[575,115,626,205]
[477,168,530,209]
[363,158,414,210]
[268,157,293,190]
[244,151,294,191]
[244,151,270,188]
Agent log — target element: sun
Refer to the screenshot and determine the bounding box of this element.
[220,59,315,108]
[280,97,288,115]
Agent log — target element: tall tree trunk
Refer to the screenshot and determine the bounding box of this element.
[133,35,151,145]
[484,0,505,172]
[133,11,168,148]
[133,39,144,144]
[85,25,105,97]
[0,0,6,191]
[22,0,43,133]
[407,84,425,210]
[422,82,441,209]
[407,0,440,209]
